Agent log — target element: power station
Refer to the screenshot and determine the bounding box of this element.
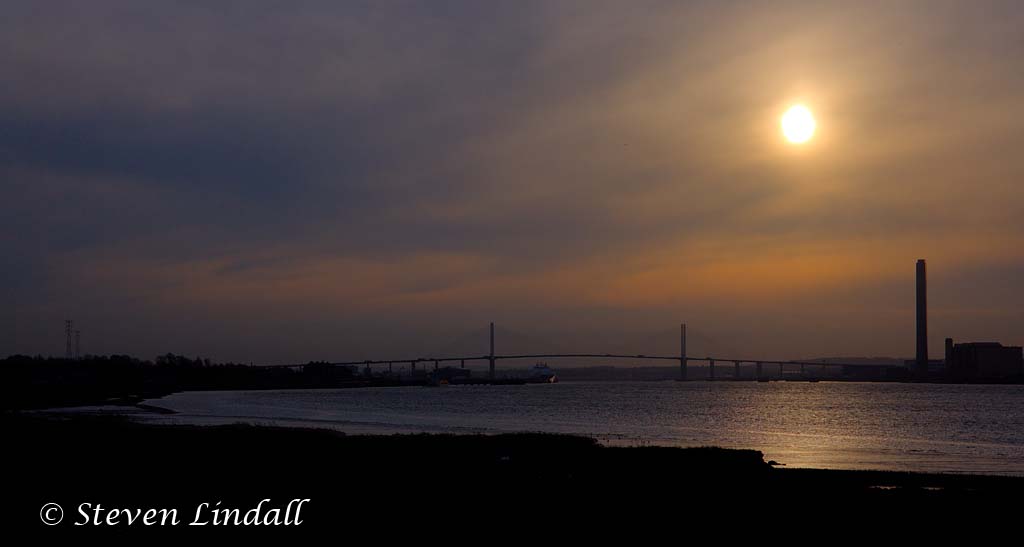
[912,258,1022,380]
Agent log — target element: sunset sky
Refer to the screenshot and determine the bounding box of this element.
[4,1,1024,363]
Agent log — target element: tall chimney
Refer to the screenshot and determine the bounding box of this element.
[915,259,928,376]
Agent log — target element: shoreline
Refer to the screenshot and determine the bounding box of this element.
[10,411,1024,483]
[5,411,1023,530]
[27,388,1024,477]
[34,407,1024,477]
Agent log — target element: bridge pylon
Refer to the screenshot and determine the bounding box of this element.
[679,323,687,381]
[489,322,495,379]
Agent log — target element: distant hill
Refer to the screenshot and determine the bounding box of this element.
[541,357,910,382]
[799,357,907,366]
[539,366,680,382]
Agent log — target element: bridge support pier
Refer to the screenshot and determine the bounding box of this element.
[779,363,784,377]
[755,361,763,379]
[709,359,715,380]
[679,323,687,381]
[734,361,740,379]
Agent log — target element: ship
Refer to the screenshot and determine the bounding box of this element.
[525,363,558,384]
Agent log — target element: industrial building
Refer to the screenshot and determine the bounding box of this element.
[945,339,1023,380]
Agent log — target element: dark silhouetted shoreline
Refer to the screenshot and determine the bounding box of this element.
[4,412,1022,532]
[0,354,407,410]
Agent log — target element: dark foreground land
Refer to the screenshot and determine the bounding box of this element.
[4,412,1022,534]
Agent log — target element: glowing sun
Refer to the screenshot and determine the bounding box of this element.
[781,104,816,144]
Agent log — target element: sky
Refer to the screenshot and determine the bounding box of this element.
[3,1,1024,364]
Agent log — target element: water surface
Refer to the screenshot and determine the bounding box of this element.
[140,381,1024,475]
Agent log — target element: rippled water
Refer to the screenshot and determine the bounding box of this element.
[143,381,1024,475]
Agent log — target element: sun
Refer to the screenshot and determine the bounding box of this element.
[781,104,816,144]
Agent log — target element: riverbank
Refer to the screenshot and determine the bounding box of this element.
[4,411,1022,532]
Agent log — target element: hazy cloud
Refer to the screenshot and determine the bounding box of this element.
[4,1,1024,362]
